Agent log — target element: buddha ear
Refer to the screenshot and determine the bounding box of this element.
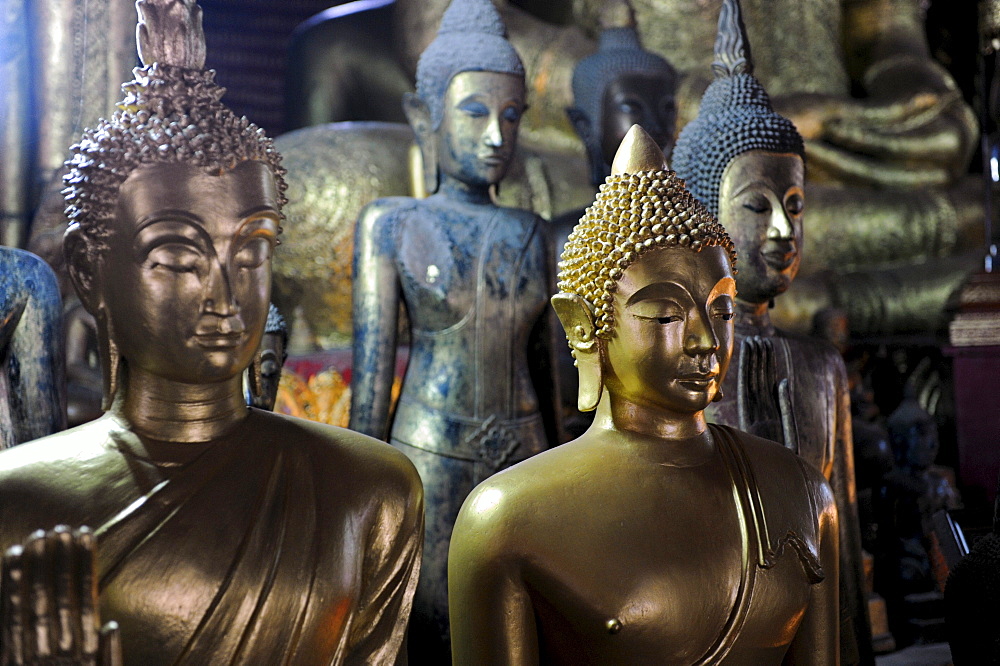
[64,225,120,410]
[551,293,603,412]
[403,92,438,195]
[64,226,101,314]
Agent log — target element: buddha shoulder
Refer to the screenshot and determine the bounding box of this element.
[248,409,423,510]
[454,440,601,548]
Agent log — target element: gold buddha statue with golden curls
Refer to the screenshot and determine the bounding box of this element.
[0,1,423,663]
[449,126,840,665]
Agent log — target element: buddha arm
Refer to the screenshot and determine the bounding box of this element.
[784,462,840,666]
[449,485,540,665]
[349,201,402,440]
[784,0,977,187]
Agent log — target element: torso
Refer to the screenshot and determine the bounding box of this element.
[0,411,420,665]
[387,195,551,465]
[496,425,825,665]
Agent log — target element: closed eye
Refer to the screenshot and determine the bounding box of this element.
[459,101,489,118]
[742,201,769,214]
[656,315,683,324]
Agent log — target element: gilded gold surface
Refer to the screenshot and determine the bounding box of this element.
[450,127,839,664]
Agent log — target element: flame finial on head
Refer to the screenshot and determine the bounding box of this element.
[136,0,206,70]
[611,124,669,176]
[711,0,752,79]
[670,0,803,217]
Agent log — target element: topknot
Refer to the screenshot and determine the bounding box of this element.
[63,0,287,259]
[671,0,802,217]
[415,0,524,130]
[558,126,736,338]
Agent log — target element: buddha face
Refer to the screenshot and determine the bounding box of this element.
[100,160,280,385]
[600,72,677,168]
[435,70,526,189]
[718,150,804,305]
[604,245,736,414]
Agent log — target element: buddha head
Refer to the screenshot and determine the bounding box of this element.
[568,0,678,186]
[553,125,737,414]
[62,0,287,410]
[404,0,526,196]
[672,0,804,307]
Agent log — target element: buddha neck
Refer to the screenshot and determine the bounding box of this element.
[593,390,715,466]
[437,174,493,206]
[735,299,776,337]
[113,365,248,443]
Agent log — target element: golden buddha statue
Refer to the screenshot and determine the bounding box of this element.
[349,0,559,658]
[449,125,839,664]
[672,1,867,661]
[0,1,423,663]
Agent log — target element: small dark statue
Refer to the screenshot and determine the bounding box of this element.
[881,392,961,597]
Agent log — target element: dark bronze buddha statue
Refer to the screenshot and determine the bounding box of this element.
[245,303,288,411]
[449,125,839,664]
[0,1,423,663]
[672,1,868,661]
[349,0,559,658]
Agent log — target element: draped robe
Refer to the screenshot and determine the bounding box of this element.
[0,409,423,665]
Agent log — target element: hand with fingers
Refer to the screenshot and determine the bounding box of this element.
[1,526,121,666]
[737,335,798,454]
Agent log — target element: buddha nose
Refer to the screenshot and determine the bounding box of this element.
[684,311,720,356]
[484,115,503,148]
[203,259,240,316]
[767,205,795,240]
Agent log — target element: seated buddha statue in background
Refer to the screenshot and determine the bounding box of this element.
[0,1,423,663]
[449,125,839,665]
[349,0,559,658]
[672,1,867,661]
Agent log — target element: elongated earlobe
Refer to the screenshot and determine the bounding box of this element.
[551,293,603,412]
